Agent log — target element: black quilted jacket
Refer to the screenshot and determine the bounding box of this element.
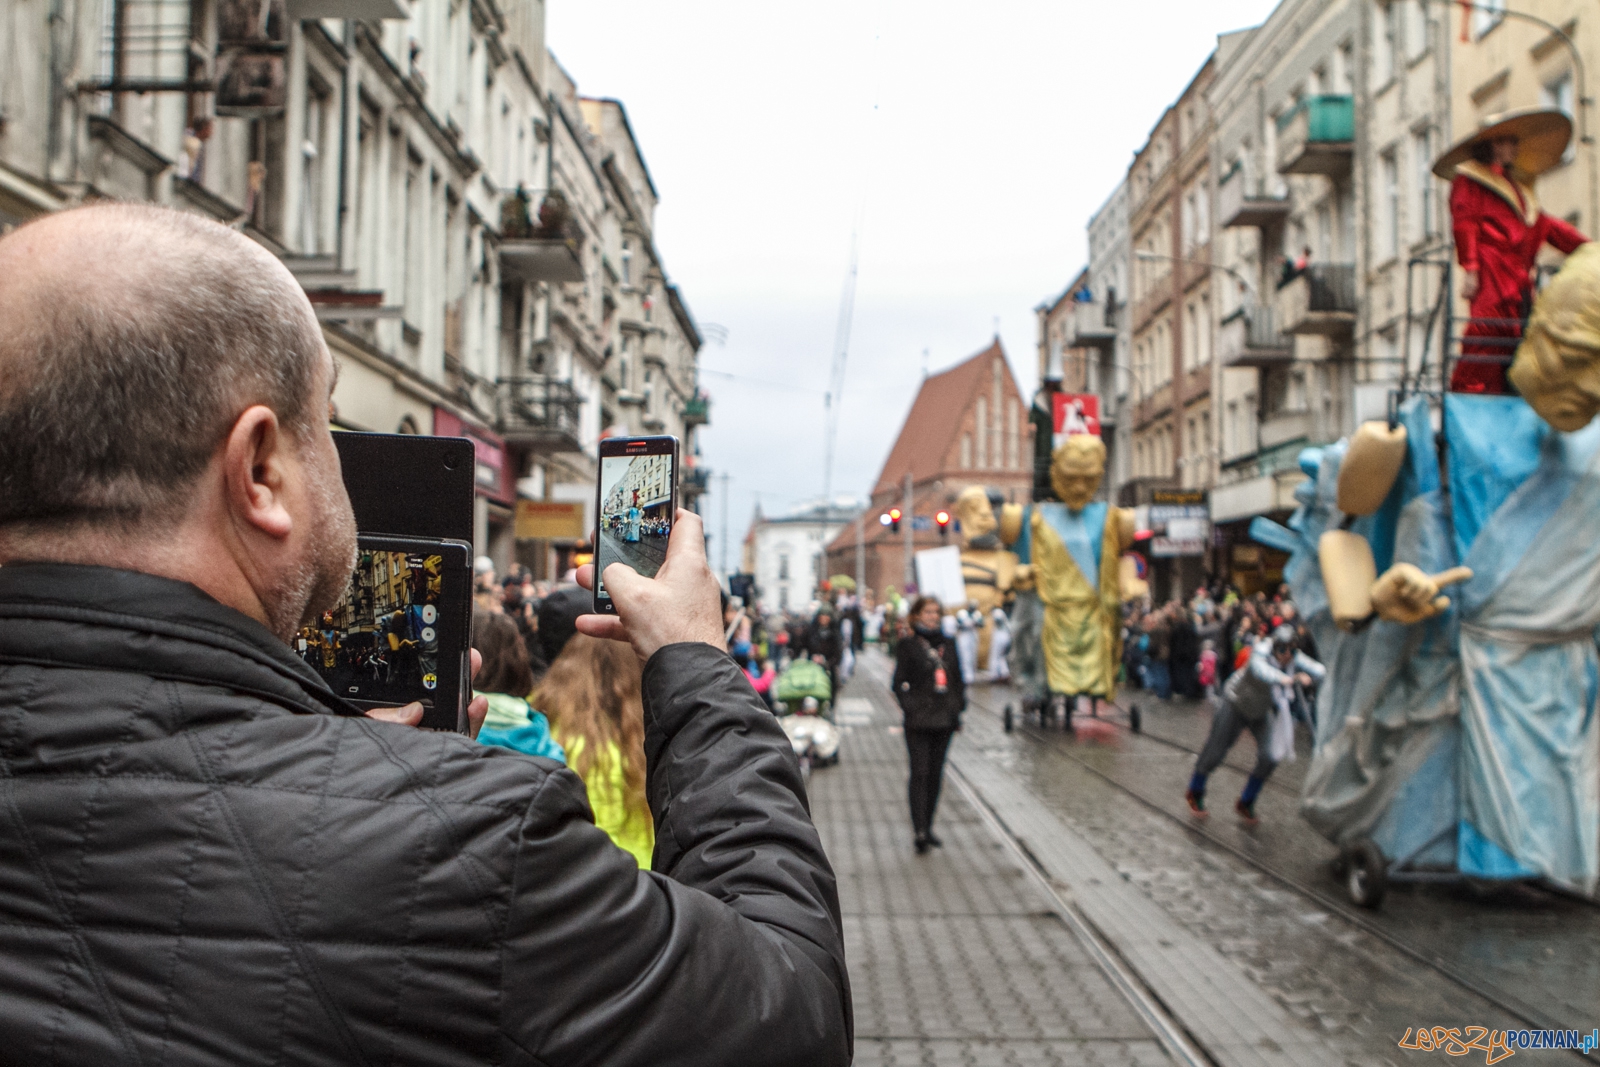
[0,564,851,1066]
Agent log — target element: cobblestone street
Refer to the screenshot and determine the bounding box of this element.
[810,648,1600,1067]
[810,692,1174,1066]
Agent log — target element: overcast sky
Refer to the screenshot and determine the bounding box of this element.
[547,0,1281,575]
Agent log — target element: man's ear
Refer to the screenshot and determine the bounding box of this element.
[223,405,294,540]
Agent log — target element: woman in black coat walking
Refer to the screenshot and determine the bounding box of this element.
[892,595,965,854]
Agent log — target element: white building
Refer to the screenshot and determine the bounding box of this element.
[742,502,860,614]
[0,0,706,579]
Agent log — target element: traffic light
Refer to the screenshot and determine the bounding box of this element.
[935,510,951,540]
[888,507,902,532]
[878,512,893,527]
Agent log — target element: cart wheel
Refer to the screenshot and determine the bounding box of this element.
[1342,839,1387,909]
[1003,704,1014,732]
[1128,704,1142,733]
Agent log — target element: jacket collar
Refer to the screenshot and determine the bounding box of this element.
[0,563,356,718]
[1455,159,1540,225]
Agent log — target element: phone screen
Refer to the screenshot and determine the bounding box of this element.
[296,547,450,711]
[595,438,677,608]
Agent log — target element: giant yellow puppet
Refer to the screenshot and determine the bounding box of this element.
[1024,435,1146,701]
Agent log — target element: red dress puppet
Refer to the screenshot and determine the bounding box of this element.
[1450,160,1587,393]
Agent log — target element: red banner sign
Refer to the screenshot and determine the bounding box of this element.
[1052,393,1101,439]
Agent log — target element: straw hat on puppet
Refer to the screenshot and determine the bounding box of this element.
[1432,107,1574,180]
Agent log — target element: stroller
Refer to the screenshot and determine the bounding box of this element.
[779,696,841,777]
[773,659,833,719]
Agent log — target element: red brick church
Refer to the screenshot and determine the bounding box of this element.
[825,340,1033,595]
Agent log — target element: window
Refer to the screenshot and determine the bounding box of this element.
[1374,2,1397,86]
[1404,0,1428,61]
[1336,40,1355,94]
[1472,0,1504,39]
[1541,73,1577,164]
[975,396,988,467]
[1194,182,1209,245]
[961,434,972,469]
[1413,128,1436,240]
[1381,150,1400,259]
[300,79,332,254]
[1310,64,1327,94]
[778,553,789,580]
[621,240,632,284]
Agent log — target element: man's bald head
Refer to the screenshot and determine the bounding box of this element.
[0,202,325,533]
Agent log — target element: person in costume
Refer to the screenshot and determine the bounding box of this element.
[953,484,1023,676]
[1277,244,1600,894]
[1022,435,1145,722]
[1437,108,1589,395]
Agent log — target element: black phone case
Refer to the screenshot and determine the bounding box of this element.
[331,432,475,730]
[334,432,475,544]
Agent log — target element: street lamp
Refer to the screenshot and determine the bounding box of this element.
[1134,250,1257,302]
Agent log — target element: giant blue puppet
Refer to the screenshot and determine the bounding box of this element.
[1263,242,1600,897]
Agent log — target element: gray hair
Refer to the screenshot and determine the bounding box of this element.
[0,203,323,531]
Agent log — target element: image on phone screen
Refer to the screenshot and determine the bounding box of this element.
[596,450,674,598]
[296,549,445,708]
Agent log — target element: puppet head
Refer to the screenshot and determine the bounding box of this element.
[1050,435,1106,512]
[1509,241,1600,432]
[954,485,998,548]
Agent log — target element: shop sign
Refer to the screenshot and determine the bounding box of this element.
[515,500,585,541]
[1148,490,1209,558]
[1052,393,1101,446]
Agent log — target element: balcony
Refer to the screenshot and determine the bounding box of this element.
[1068,300,1116,351]
[1276,264,1356,336]
[1276,95,1354,177]
[1218,168,1289,229]
[1218,306,1292,367]
[681,467,712,496]
[286,0,409,18]
[1259,411,1314,451]
[682,395,710,427]
[499,238,585,285]
[496,378,583,453]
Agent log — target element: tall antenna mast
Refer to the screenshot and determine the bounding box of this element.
[821,226,860,510]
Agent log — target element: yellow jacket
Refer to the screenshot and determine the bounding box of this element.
[557,734,654,869]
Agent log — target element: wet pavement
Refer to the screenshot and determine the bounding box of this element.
[596,528,668,579]
[808,687,1174,1065]
[827,646,1599,1066]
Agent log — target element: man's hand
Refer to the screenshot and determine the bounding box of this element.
[1294,671,1314,687]
[574,510,726,662]
[365,648,490,738]
[1370,563,1473,625]
[1462,269,1479,301]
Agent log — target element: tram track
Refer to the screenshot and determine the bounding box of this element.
[958,683,1591,1047]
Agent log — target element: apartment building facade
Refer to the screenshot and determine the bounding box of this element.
[0,0,706,578]
[1124,53,1222,600]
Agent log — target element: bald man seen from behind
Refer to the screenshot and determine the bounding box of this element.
[0,204,851,1067]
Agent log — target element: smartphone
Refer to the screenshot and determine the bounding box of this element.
[296,535,473,731]
[593,435,679,614]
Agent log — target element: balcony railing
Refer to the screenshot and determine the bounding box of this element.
[1218,306,1292,367]
[1276,264,1356,337]
[682,395,710,427]
[1068,300,1116,350]
[682,467,712,495]
[496,378,583,453]
[1218,166,1289,229]
[1276,95,1354,177]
